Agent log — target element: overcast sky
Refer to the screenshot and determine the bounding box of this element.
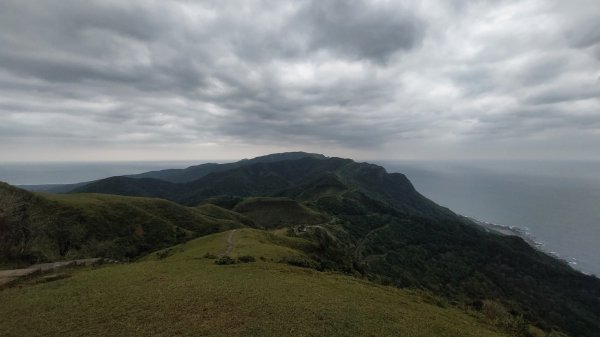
[0,0,599,162]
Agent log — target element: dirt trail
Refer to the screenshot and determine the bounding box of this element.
[0,258,109,289]
[223,229,237,256]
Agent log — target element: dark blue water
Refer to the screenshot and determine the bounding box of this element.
[377,160,600,276]
[1,159,598,275]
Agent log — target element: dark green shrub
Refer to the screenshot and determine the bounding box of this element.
[237,255,255,263]
[281,256,319,269]
[203,252,217,259]
[214,256,237,265]
[156,249,172,260]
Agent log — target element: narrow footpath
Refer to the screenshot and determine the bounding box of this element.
[0,258,109,289]
[222,229,237,256]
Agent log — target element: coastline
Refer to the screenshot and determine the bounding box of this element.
[466,216,584,273]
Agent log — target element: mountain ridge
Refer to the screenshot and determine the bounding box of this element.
[125,151,327,183]
[18,152,326,193]
[2,153,600,336]
[72,156,455,220]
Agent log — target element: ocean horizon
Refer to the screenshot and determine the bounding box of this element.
[378,159,600,277]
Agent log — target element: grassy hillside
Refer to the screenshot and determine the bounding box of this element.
[0,229,512,337]
[0,182,245,265]
[232,197,328,229]
[6,154,600,336]
[305,190,600,337]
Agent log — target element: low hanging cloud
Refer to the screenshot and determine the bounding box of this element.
[0,0,599,161]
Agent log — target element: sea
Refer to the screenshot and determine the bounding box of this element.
[377,160,600,277]
[1,159,599,276]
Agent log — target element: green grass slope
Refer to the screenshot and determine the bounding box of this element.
[0,229,511,337]
[0,182,245,265]
[232,197,328,229]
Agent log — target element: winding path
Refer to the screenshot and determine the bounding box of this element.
[222,229,237,256]
[0,258,108,289]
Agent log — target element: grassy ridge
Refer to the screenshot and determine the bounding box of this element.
[0,183,246,265]
[0,229,510,337]
[143,228,315,263]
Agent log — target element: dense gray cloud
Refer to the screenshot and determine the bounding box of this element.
[0,0,599,161]
[296,0,426,63]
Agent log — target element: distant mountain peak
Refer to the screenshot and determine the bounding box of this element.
[121,151,328,184]
[239,151,327,162]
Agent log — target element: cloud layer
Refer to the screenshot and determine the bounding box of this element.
[0,0,599,161]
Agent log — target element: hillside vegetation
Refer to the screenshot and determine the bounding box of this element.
[3,153,600,336]
[232,197,327,229]
[0,182,246,265]
[0,229,512,337]
[73,156,453,219]
[126,151,327,183]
